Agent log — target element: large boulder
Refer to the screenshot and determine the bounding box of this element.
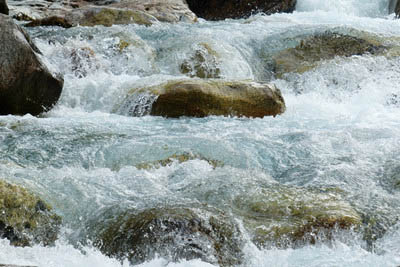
[0,179,61,246]
[116,80,286,118]
[273,31,387,78]
[0,0,8,15]
[233,185,361,248]
[13,0,197,27]
[88,206,244,266]
[186,0,296,20]
[0,14,63,115]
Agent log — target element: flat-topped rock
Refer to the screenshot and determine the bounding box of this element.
[117,79,286,118]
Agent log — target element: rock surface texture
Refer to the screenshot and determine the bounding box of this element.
[89,206,244,266]
[118,80,286,118]
[10,0,197,27]
[0,179,61,246]
[273,31,386,78]
[186,0,296,20]
[0,14,63,115]
[233,185,361,248]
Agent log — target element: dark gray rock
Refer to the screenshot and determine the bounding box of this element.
[0,14,63,115]
[0,0,8,15]
[186,0,296,20]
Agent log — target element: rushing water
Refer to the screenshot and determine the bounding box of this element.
[2,0,400,266]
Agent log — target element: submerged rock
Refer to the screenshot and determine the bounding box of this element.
[89,206,244,266]
[135,152,224,170]
[273,31,387,78]
[233,185,361,248]
[118,80,286,118]
[0,179,61,246]
[186,0,296,20]
[0,14,63,115]
[69,47,98,78]
[180,43,221,79]
[0,0,8,15]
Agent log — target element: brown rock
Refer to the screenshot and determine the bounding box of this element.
[117,80,286,118]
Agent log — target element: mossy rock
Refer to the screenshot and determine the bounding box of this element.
[88,206,244,266]
[78,8,156,27]
[117,79,286,118]
[136,152,224,170]
[0,180,61,246]
[180,43,221,79]
[273,31,387,78]
[233,185,361,248]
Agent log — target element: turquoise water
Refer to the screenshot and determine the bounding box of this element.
[1,0,400,266]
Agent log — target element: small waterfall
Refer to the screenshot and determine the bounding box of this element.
[296,0,392,17]
[116,91,158,117]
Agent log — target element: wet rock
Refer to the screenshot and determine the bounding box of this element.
[118,80,286,118]
[71,7,156,26]
[8,0,196,27]
[180,43,221,79]
[89,206,244,266]
[135,152,224,170]
[0,0,8,15]
[273,31,387,78]
[69,47,98,78]
[186,0,296,20]
[391,0,400,17]
[111,0,197,23]
[233,185,361,248]
[0,14,63,115]
[25,16,72,27]
[0,179,61,246]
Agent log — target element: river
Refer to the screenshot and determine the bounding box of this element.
[1,0,400,266]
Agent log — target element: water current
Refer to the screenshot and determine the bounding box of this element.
[1,0,400,266]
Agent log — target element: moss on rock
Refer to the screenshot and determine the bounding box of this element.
[273,31,387,78]
[79,8,155,27]
[0,180,61,246]
[233,185,361,248]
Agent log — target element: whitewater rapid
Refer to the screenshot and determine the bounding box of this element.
[1,0,400,266]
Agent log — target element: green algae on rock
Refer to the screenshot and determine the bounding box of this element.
[0,180,61,246]
[273,31,387,78]
[88,206,244,266]
[77,7,156,27]
[232,185,361,248]
[117,80,286,118]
